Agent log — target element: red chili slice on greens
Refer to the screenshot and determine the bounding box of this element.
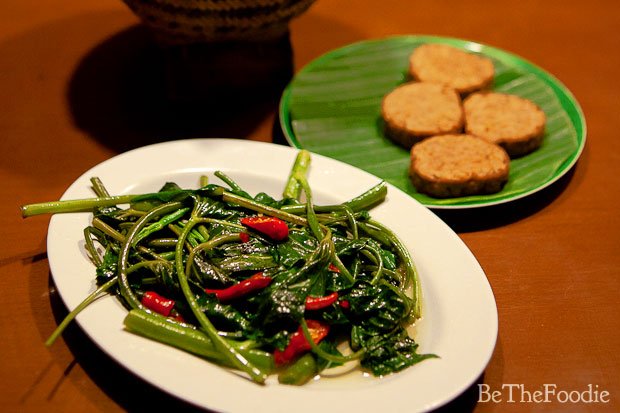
[141,291,176,317]
[205,272,272,302]
[240,216,289,241]
[274,320,330,366]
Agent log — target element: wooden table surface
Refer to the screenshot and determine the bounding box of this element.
[2,1,619,412]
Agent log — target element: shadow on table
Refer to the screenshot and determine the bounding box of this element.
[429,166,577,233]
[67,25,293,153]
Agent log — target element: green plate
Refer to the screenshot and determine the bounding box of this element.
[279,35,586,209]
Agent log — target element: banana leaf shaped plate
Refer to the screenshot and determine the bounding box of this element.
[279,35,586,209]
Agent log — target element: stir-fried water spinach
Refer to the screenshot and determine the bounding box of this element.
[22,150,436,385]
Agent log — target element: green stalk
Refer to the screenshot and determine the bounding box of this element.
[340,205,359,239]
[282,150,311,200]
[222,192,307,226]
[92,217,168,261]
[215,171,245,193]
[126,260,173,275]
[278,353,317,385]
[197,225,210,242]
[93,219,132,242]
[364,244,385,286]
[45,277,118,346]
[147,238,178,248]
[190,228,206,244]
[294,172,323,240]
[185,232,241,280]
[83,227,103,267]
[21,194,135,217]
[123,310,274,373]
[344,181,387,211]
[280,181,387,215]
[90,177,110,197]
[21,181,284,219]
[133,207,190,246]
[357,221,393,247]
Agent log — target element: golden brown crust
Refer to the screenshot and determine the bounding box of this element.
[381,82,464,148]
[409,44,495,94]
[463,92,546,157]
[409,134,510,198]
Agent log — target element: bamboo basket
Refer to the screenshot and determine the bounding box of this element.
[122,0,316,44]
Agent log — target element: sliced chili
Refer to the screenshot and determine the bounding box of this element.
[239,231,250,243]
[240,216,289,241]
[305,292,339,310]
[274,319,330,366]
[141,291,176,317]
[205,272,272,302]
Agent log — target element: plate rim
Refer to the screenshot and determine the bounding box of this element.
[46,138,498,412]
[279,34,587,209]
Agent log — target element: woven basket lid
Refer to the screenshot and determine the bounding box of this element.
[123,0,316,44]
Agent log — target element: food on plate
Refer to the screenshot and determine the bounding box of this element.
[409,134,510,198]
[463,92,546,157]
[381,82,464,148]
[378,42,548,198]
[22,150,436,385]
[408,43,495,95]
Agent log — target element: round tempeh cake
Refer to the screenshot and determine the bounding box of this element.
[409,134,510,198]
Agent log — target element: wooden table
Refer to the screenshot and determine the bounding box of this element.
[2,1,618,411]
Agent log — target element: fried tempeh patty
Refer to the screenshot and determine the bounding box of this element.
[463,92,546,157]
[409,43,495,95]
[381,82,464,148]
[409,134,510,198]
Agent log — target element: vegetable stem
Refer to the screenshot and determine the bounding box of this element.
[222,192,307,226]
[294,171,323,240]
[278,353,317,385]
[282,150,311,200]
[21,195,135,217]
[45,277,118,347]
[133,207,190,246]
[90,177,110,198]
[123,310,274,373]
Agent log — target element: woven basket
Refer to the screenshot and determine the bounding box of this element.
[123,0,316,44]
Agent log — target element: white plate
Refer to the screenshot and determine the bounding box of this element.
[47,139,497,412]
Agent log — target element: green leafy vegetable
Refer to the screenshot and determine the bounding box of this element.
[22,149,435,385]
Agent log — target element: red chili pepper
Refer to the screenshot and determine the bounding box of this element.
[171,312,185,322]
[205,272,272,302]
[240,216,289,241]
[338,299,350,310]
[305,292,339,310]
[239,232,250,243]
[141,291,176,317]
[328,263,340,272]
[274,320,330,366]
